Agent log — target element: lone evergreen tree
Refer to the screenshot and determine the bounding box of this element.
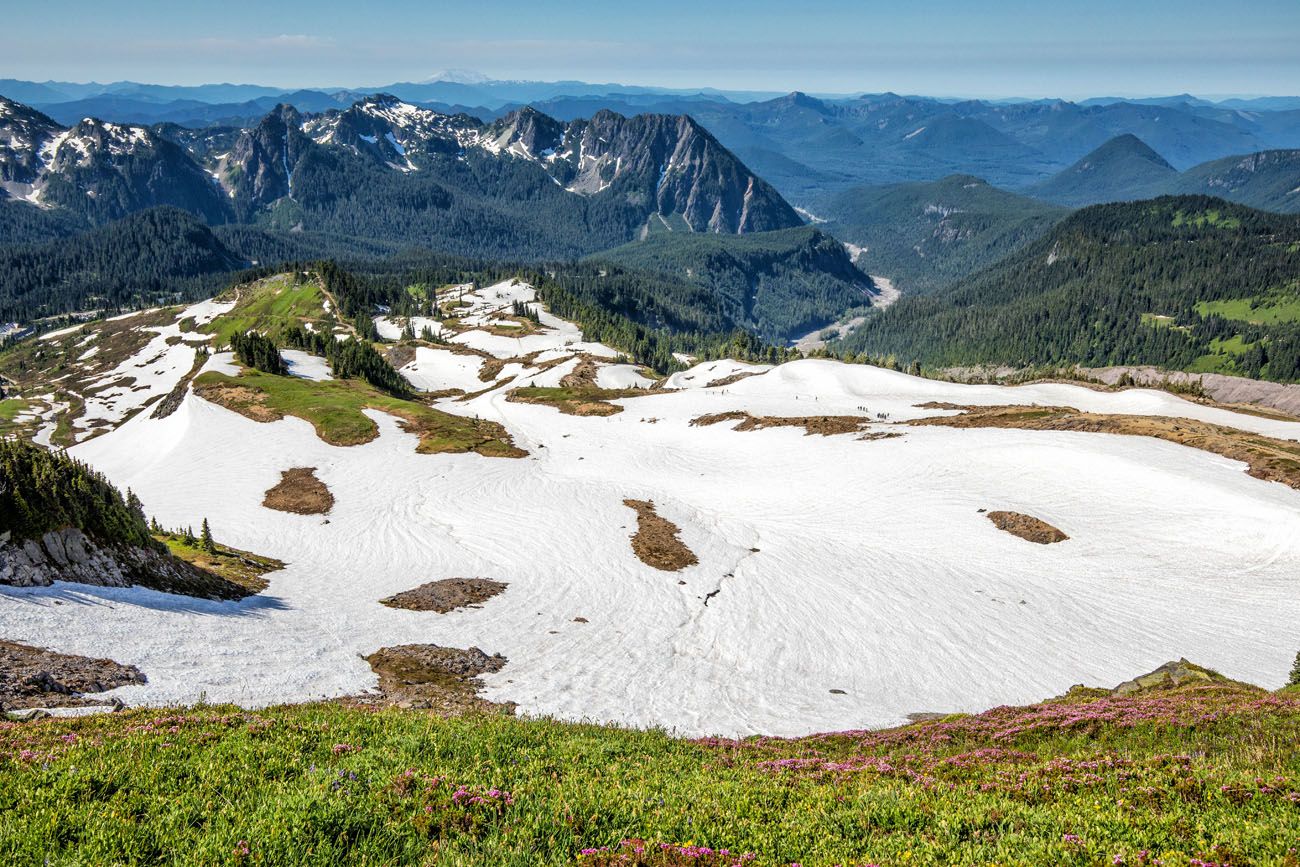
[1290,651,1300,688]
[125,488,145,521]
[200,518,215,553]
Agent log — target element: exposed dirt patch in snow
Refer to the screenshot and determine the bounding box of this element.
[193,381,282,422]
[385,344,418,370]
[1,640,145,711]
[986,511,1069,545]
[909,403,1300,491]
[507,386,651,417]
[380,578,508,613]
[559,355,601,388]
[622,499,699,572]
[360,644,514,714]
[692,410,873,437]
[262,467,334,515]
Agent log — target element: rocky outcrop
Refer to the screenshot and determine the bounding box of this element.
[359,644,514,715]
[0,527,253,600]
[1112,659,1227,696]
[0,640,145,711]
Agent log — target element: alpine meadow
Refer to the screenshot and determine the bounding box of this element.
[3,3,1300,865]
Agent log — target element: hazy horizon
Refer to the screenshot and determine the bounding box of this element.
[2,0,1297,101]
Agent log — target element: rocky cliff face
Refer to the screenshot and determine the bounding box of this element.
[486,108,803,233]
[0,527,251,600]
[223,104,314,212]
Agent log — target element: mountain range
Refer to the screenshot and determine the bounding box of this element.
[0,93,800,250]
[1030,134,1300,212]
[7,77,1300,209]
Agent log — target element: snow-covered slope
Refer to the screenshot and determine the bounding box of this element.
[4,286,1300,738]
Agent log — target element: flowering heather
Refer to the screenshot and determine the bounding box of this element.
[578,839,758,866]
[385,768,515,837]
[1,679,1299,864]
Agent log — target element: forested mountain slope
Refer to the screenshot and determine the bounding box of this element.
[590,226,874,340]
[1030,134,1178,207]
[821,175,1068,293]
[839,196,1300,382]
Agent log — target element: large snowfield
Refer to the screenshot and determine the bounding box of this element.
[4,282,1300,737]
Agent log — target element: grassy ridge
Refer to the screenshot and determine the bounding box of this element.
[201,273,330,347]
[2,680,1299,865]
[192,370,523,458]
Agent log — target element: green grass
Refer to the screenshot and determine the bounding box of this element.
[1172,208,1242,230]
[203,275,329,347]
[3,680,1300,865]
[157,534,284,593]
[1196,294,1300,326]
[1187,335,1260,374]
[1138,312,1186,331]
[0,397,29,423]
[193,370,522,457]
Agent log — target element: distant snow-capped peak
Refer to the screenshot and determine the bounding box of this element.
[421,69,492,85]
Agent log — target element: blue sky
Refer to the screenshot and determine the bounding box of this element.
[4,0,1298,98]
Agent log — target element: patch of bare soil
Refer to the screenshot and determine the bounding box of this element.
[359,644,515,715]
[859,431,904,441]
[262,467,334,514]
[507,386,655,417]
[692,410,873,436]
[908,403,1300,491]
[192,381,283,422]
[384,344,417,370]
[475,351,546,383]
[478,357,507,382]
[707,371,763,388]
[380,578,508,613]
[623,499,699,572]
[986,511,1069,544]
[0,640,145,711]
[560,355,601,388]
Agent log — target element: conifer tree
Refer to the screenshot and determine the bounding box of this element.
[200,518,215,553]
[1290,651,1300,688]
[126,488,145,521]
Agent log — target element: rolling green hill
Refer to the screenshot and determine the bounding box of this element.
[839,196,1300,382]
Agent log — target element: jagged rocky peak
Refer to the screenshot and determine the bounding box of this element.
[225,103,312,206]
[0,96,62,184]
[42,117,158,173]
[482,107,802,233]
[305,93,481,165]
[581,110,801,233]
[483,106,567,158]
